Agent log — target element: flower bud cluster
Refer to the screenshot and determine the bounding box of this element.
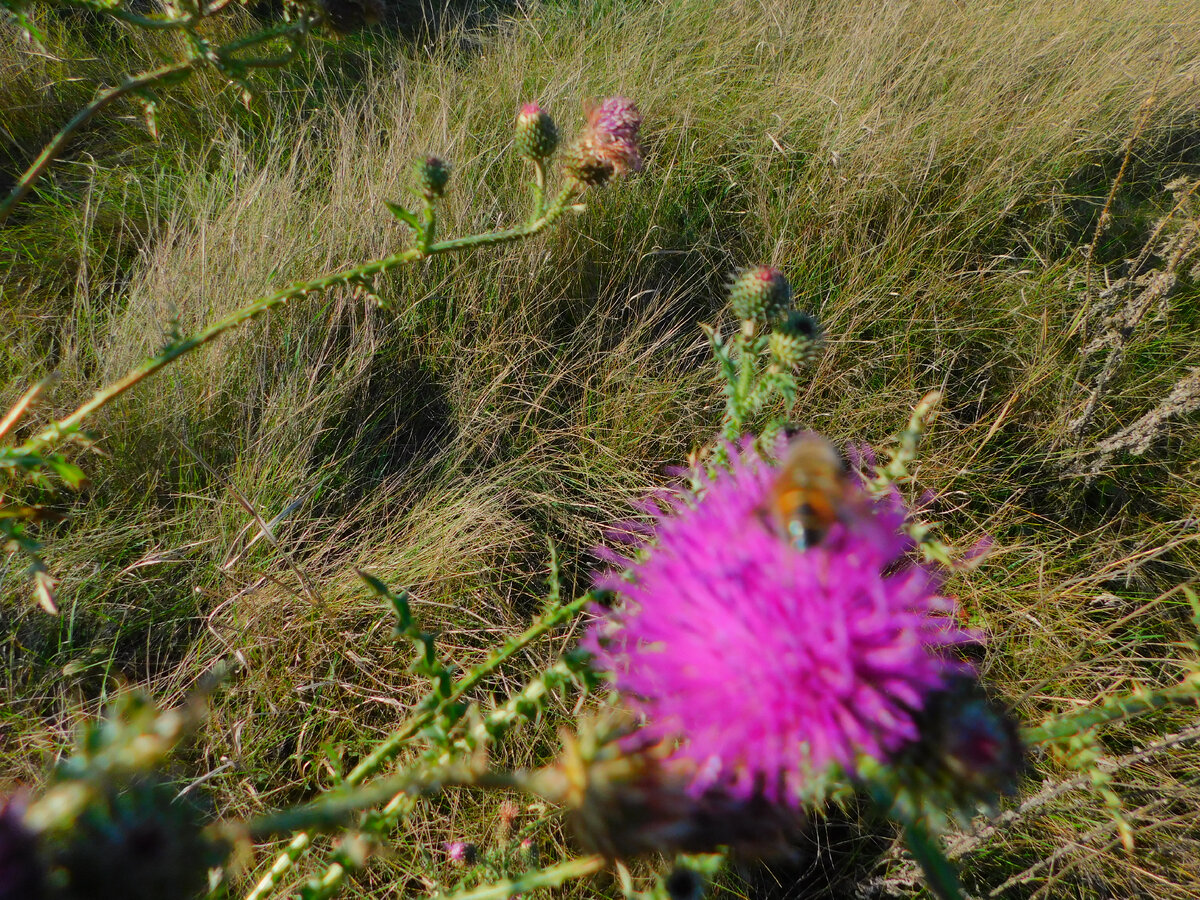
[727,266,822,372]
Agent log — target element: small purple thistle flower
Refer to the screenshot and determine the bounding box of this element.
[585,437,977,806]
[443,840,476,865]
[590,97,642,145]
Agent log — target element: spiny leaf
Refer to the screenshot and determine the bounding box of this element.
[384,200,421,231]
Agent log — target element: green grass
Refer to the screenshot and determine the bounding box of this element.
[4,0,1200,896]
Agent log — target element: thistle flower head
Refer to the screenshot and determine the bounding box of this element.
[516,103,559,162]
[443,841,476,865]
[729,266,792,328]
[585,437,977,806]
[769,310,822,369]
[564,97,644,187]
[526,724,805,860]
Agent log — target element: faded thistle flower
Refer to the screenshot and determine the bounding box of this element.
[516,103,559,162]
[495,798,521,842]
[563,97,644,187]
[584,437,977,807]
[1,795,44,900]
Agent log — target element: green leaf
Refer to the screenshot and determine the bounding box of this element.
[357,568,413,631]
[384,200,421,231]
[46,455,89,490]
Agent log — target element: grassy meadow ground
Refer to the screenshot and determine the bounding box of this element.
[4,0,1200,896]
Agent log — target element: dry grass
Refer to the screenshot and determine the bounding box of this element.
[4,0,1200,896]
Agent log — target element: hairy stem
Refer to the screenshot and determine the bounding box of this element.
[441,856,606,900]
[0,59,196,227]
[19,181,580,460]
[1022,672,1200,746]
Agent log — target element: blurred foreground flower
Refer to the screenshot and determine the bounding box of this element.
[564,97,644,186]
[1,795,44,900]
[585,435,978,806]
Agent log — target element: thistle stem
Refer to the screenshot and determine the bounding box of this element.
[528,160,547,223]
[439,856,606,900]
[242,767,523,838]
[242,591,592,900]
[18,181,580,461]
[0,17,311,228]
[1022,672,1200,746]
[0,59,196,227]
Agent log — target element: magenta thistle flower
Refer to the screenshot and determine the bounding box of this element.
[443,841,476,865]
[584,437,977,806]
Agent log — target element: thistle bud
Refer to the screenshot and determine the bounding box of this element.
[526,727,804,861]
[934,685,1025,799]
[42,777,227,900]
[728,266,792,327]
[415,155,451,200]
[884,676,1025,824]
[768,311,822,369]
[516,103,559,162]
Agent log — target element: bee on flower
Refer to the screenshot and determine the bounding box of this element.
[584,434,990,810]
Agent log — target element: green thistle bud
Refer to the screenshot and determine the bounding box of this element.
[516,103,559,162]
[415,155,451,200]
[728,266,791,327]
[768,311,822,369]
[44,777,227,900]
